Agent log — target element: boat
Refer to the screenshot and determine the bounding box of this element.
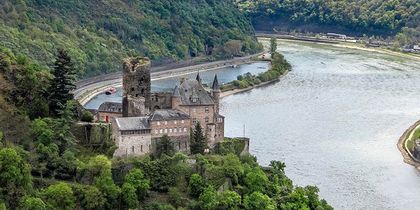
[105,87,117,95]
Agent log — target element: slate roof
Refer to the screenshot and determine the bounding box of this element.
[115,117,150,131]
[212,74,220,90]
[178,80,214,105]
[98,102,122,113]
[148,109,190,121]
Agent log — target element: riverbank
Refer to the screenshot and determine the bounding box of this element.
[220,52,291,98]
[220,73,284,98]
[257,36,420,61]
[398,120,420,169]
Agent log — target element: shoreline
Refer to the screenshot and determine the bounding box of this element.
[257,36,420,61]
[397,120,420,169]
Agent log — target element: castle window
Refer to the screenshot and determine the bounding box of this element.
[164,121,168,125]
[157,122,160,125]
[205,107,209,113]
[155,130,158,134]
[184,128,187,132]
[160,129,163,134]
[181,120,184,124]
[169,129,172,133]
[205,117,209,123]
[141,145,143,152]
[132,146,135,153]
[164,129,168,133]
[174,128,177,133]
[131,88,135,91]
[174,120,177,124]
[178,142,181,149]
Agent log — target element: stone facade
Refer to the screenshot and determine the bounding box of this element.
[112,117,152,157]
[107,57,225,157]
[122,57,151,117]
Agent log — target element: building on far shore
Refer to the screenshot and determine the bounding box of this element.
[99,57,224,157]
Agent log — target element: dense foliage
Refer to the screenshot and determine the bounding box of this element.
[0,144,333,210]
[236,0,419,36]
[0,0,262,78]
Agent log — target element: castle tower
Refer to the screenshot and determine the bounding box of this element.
[171,85,182,110]
[122,57,151,117]
[212,74,221,113]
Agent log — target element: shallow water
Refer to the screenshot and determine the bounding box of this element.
[221,40,420,209]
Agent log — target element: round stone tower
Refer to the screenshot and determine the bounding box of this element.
[122,57,151,117]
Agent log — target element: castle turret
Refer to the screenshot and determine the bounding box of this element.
[122,57,151,117]
[171,85,182,110]
[212,74,221,113]
[196,72,201,84]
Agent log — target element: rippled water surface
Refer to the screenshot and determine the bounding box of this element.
[221,40,420,210]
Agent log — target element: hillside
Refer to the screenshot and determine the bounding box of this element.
[235,0,419,37]
[0,0,262,78]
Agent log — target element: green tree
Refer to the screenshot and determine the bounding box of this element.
[198,186,218,210]
[244,167,269,192]
[80,110,94,122]
[218,190,241,209]
[190,122,207,155]
[19,196,47,210]
[270,37,277,54]
[222,154,244,185]
[0,148,32,209]
[124,168,150,201]
[48,49,76,117]
[244,192,276,210]
[188,174,206,198]
[121,183,139,209]
[41,182,76,210]
[73,185,106,210]
[168,187,183,208]
[156,135,175,158]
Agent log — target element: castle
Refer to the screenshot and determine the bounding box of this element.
[108,57,224,157]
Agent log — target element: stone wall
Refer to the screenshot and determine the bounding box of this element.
[114,132,152,157]
[151,136,190,154]
[122,57,151,117]
[151,92,173,111]
[150,119,191,138]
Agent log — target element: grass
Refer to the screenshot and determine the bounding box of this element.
[406,127,420,152]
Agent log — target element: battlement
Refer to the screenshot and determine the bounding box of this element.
[123,57,151,74]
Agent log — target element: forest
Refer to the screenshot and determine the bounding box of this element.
[0,0,262,78]
[235,0,419,38]
[0,47,332,209]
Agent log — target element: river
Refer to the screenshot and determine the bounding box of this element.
[222,39,420,209]
[85,39,420,209]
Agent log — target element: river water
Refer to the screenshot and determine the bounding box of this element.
[85,39,420,209]
[222,39,420,209]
